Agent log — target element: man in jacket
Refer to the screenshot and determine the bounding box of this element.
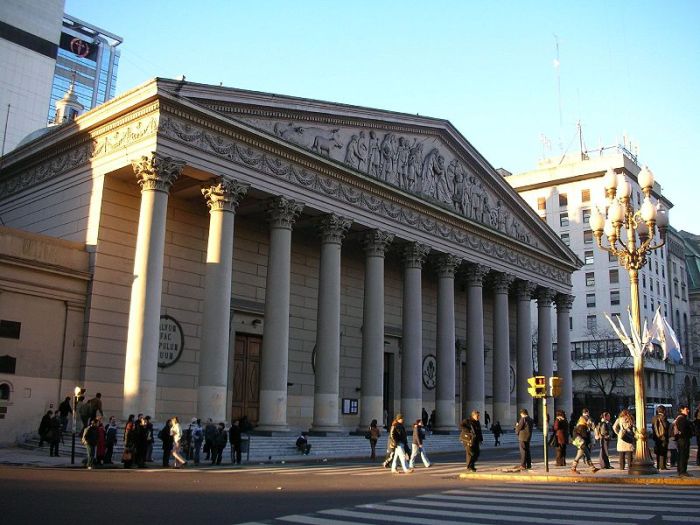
[676,404,694,477]
[104,416,118,464]
[229,419,242,464]
[597,411,613,469]
[651,405,670,470]
[212,422,228,465]
[460,410,483,472]
[515,408,534,470]
[82,419,99,469]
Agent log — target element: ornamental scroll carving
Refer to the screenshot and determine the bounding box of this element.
[244,119,535,246]
[157,116,571,287]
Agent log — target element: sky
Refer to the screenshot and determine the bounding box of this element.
[65,0,700,232]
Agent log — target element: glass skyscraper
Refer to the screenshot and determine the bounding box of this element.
[48,14,122,122]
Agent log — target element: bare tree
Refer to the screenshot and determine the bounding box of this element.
[573,328,632,409]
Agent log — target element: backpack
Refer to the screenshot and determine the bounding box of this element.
[672,417,681,440]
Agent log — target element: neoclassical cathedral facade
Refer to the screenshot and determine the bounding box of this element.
[0,79,580,440]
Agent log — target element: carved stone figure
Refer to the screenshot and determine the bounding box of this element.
[312,129,343,157]
[421,148,445,199]
[357,131,368,171]
[396,137,410,189]
[367,131,381,177]
[274,122,305,145]
[450,161,467,215]
[344,134,362,170]
[380,133,397,183]
[406,141,423,192]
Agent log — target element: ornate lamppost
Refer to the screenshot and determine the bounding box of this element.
[590,166,668,475]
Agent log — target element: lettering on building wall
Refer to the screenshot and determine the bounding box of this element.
[158,315,184,368]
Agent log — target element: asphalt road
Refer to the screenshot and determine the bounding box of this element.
[2,448,519,525]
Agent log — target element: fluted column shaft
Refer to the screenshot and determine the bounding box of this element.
[257,197,303,432]
[401,243,430,423]
[537,287,556,424]
[516,280,535,416]
[197,179,248,422]
[465,264,489,417]
[555,294,574,417]
[492,272,514,427]
[123,153,184,418]
[359,230,393,430]
[311,215,352,433]
[435,254,461,432]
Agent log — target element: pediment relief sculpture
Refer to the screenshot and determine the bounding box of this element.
[239,118,537,248]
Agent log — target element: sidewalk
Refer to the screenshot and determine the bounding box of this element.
[459,461,700,485]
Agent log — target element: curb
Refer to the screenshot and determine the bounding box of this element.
[458,471,700,485]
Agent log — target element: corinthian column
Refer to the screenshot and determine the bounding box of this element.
[197,179,249,422]
[257,197,303,432]
[465,264,489,417]
[555,293,574,417]
[123,152,185,418]
[435,253,461,433]
[536,287,556,423]
[401,242,430,423]
[515,280,536,415]
[311,214,352,433]
[359,230,394,430]
[492,272,514,427]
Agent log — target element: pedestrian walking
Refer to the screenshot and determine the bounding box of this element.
[122,414,136,468]
[210,422,227,465]
[48,411,61,457]
[553,410,569,466]
[596,411,613,469]
[367,419,381,460]
[675,404,694,477]
[229,419,242,464]
[38,410,53,447]
[387,414,412,474]
[81,418,99,469]
[409,419,431,468]
[169,416,187,468]
[87,393,103,421]
[570,416,599,474]
[134,416,148,468]
[203,418,216,460]
[612,409,636,470]
[484,411,491,429]
[515,408,534,470]
[191,418,203,465]
[76,396,90,432]
[144,415,154,462]
[58,396,72,433]
[460,410,483,472]
[159,419,173,468]
[490,421,502,446]
[651,405,670,470]
[95,416,106,465]
[104,416,117,464]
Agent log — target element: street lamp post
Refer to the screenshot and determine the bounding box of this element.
[590,166,668,476]
[71,385,81,465]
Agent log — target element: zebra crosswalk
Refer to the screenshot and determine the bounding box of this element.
[235,483,700,525]
[210,461,470,478]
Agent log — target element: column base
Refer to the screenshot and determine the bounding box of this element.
[628,460,658,475]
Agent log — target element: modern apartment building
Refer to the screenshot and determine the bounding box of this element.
[506,146,697,413]
[47,14,122,122]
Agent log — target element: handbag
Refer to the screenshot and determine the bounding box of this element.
[571,436,584,449]
[621,430,635,444]
[547,433,557,447]
[364,432,371,440]
[122,448,133,462]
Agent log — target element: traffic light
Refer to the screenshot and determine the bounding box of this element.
[527,376,546,398]
[549,376,563,398]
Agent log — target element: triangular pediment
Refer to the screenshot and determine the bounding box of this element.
[158,80,579,268]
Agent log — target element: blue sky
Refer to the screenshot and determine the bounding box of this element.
[66,0,699,232]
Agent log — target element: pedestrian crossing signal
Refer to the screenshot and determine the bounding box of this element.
[549,376,562,398]
[527,376,546,398]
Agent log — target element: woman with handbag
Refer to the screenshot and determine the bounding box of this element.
[612,409,636,470]
[368,419,381,460]
[570,416,599,474]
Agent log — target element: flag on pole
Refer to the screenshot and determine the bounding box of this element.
[648,307,683,364]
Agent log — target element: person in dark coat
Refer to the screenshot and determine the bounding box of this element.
[48,411,62,457]
[229,419,242,464]
[490,421,502,446]
[553,410,569,466]
[203,418,216,460]
[211,422,227,465]
[597,411,613,469]
[58,397,72,432]
[651,405,670,470]
[159,419,173,468]
[570,417,599,473]
[460,410,483,472]
[388,414,411,474]
[82,419,99,469]
[134,416,149,468]
[38,410,53,447]
[675,404,694,477]
[104,416,118,464]
[123,414,136,469]
[515,408,534,470]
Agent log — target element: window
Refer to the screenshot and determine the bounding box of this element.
[0,320,21,339]
[609,252,617,262]
[561,232,570,246]
[560,213,569,227]
[537,197,546,210]
[586,293,596,307]
[581,189,590,202]
[674,280,680,297]
[655,261,659,274]
[569,317,573,330]
[643,274,646,288]
[661,265,665,278]
[609,269,619,284]
[587,315,597,331]
[586,272,595,286]
[582,209,591,224]
[584,250,594,264]
[643,294,648,308]
[583,230,593,244]
[610,290,620,306]
[559,193,568,207]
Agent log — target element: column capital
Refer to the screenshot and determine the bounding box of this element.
[318,214,352,244]
[515,279,536,301]
[536,287,556,306]
[202,178,249,212]
[266,196,304,229]
[492,272,515,294]
[436,253,462,278]
[362,229,394,257]
[402,242,430,269]
[555,293,575,312]
[132,152,185,193]
[465,263,490,286]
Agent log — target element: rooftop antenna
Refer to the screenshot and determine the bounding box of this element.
[553,34,563,153]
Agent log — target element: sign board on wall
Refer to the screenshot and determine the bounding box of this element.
[158,315,184,368]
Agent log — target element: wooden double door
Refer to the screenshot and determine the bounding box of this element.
[231,334,261,425]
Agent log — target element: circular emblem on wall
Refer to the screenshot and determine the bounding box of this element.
[422,354,437,390]
[510,365,516,394]
[69,38,91,58]
[158,315,184,368]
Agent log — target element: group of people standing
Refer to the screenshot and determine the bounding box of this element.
[378,414,432,474]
